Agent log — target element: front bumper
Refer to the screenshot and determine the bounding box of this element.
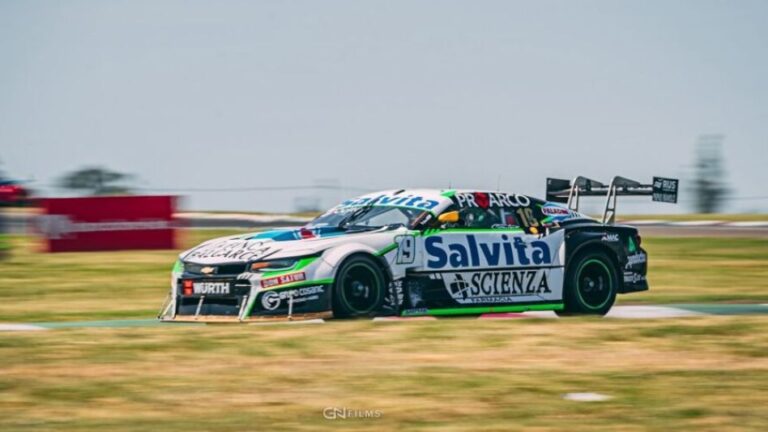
[158,274,334,322]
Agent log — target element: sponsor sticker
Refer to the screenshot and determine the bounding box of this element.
[339,194,439,210]
[652,177,679,203]
[453,192,530,209]
[260,285,325,311]
[261,291,281,310]
[261,272,306,288]
[625,252,647,268]
[541,205,569,216]
[623,271,646,284]
[192,281,231,295]
[601,233,619,242]
[425,234,552,270]
[401,308,429,316]
[442,270,552,304]
[186,239,275,262]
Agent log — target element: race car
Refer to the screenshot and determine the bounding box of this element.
[158,176,678,322]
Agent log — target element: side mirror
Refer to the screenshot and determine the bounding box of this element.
[437,211,460,224]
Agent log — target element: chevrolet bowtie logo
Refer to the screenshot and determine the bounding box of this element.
[200,266,216,275]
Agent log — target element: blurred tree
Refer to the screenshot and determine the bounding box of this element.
[59,167,135,195]
[691,135,729,213]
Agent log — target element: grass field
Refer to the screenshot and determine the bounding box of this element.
[1,317,767,431]
[0,231,766,431]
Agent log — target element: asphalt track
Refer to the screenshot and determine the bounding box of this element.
[2,304,767,331]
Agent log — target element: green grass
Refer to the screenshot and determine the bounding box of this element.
[0,230,240,322]
[0,317,767,431]
[0,232,767,322]
[631,237,768,304]
[0,231,767,430]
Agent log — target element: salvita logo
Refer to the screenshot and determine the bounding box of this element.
[340,194,439,210]
[453,192,530,209]
[443,270,551,304]
[425,234,552,269]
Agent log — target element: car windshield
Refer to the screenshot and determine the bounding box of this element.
[307,206,428,230]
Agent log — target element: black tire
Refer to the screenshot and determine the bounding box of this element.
[557,250,618,316]
[332,255,387,318]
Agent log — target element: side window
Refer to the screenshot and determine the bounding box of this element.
[457,207,502,228]
[449,191,537,230]
[511,197,555,232]
[510,204,539,230]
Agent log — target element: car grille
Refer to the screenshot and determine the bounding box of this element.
[185,262,248,275]
[175,280,252,316]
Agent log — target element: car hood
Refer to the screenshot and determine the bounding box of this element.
[180,226,393,265]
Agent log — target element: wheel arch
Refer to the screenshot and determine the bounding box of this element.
[565,237,624,291]
[321,244,394,284]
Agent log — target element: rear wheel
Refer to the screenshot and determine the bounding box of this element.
[332,255,386,318]
[557,251,618,316]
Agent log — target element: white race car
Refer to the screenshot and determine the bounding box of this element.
[158,176,677,321]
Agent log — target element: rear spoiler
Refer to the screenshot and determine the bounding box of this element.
[546,176,679,225]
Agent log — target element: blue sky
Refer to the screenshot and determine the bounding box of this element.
[1,0,766,212]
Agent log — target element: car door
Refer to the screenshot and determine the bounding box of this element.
[412,191,564,309]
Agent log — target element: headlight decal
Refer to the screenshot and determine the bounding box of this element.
[252,255,320,277]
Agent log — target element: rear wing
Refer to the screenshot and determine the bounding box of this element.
[546,176,679,225]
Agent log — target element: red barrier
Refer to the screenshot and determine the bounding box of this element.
[37,196,177,252]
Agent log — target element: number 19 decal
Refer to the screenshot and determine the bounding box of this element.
[395,235,416,264]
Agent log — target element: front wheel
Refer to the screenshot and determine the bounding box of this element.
[332,255,386,318]
[557,251,618,316]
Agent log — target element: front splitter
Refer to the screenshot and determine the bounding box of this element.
[161,311,334,323]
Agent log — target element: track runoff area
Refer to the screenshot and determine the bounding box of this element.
[2,304,768,331]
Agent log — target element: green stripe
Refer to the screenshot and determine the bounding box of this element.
[375,243,398,256]
[423,227,525,237]
[172,260,184,273]
[404,303,564,317]
[261,278,334,291]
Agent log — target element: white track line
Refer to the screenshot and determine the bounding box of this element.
[605,306,702,319]
[668,221,725,226]
[246,319,325,326]
[0,324,48,331]
[563,392,612,402]
[725,221,768,227]
[619,220,669,225]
